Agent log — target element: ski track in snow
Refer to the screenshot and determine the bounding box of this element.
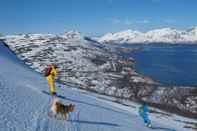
[33,101,49,131]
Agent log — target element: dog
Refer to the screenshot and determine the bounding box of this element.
[50,98,75,120]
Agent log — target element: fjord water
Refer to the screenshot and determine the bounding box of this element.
[122,44,197,86]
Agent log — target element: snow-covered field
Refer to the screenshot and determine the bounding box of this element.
[0,39,196,130]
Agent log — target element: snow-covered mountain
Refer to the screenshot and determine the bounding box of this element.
[0,41,196,131]
[99,27,197,44]
[1,31,197,119]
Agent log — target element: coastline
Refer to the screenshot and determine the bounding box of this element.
[115,45,197,118]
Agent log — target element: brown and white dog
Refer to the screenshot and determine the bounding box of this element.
[51,98,75,120]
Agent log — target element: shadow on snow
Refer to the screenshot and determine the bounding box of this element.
[68,119,120,127]
[151,126,176,131]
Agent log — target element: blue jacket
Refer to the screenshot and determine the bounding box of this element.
[139,104,150,122]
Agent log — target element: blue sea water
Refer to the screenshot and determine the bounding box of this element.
[121,43,197,86]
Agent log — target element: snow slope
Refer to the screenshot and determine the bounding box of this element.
[0,41,195,131]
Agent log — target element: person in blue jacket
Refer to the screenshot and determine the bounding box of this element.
[138,102,152,128]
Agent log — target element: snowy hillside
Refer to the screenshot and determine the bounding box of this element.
[99,27,197,44]
[1,32,155,99]
[0,41,196,131]
[1,31,197,119]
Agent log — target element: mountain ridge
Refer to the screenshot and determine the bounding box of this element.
[99,26,197,44]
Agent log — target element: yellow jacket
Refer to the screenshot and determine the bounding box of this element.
[46,65,58,82]
[46,65,58,93]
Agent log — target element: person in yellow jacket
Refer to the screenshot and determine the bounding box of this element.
[46,64,58,96]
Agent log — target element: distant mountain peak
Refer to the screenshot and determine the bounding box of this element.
[99,27,197,44]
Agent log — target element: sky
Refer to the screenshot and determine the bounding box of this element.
[0,0,197,36]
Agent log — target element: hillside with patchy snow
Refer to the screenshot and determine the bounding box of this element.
[99,27,197,44]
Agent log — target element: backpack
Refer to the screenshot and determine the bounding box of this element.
[44,66,52,77]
